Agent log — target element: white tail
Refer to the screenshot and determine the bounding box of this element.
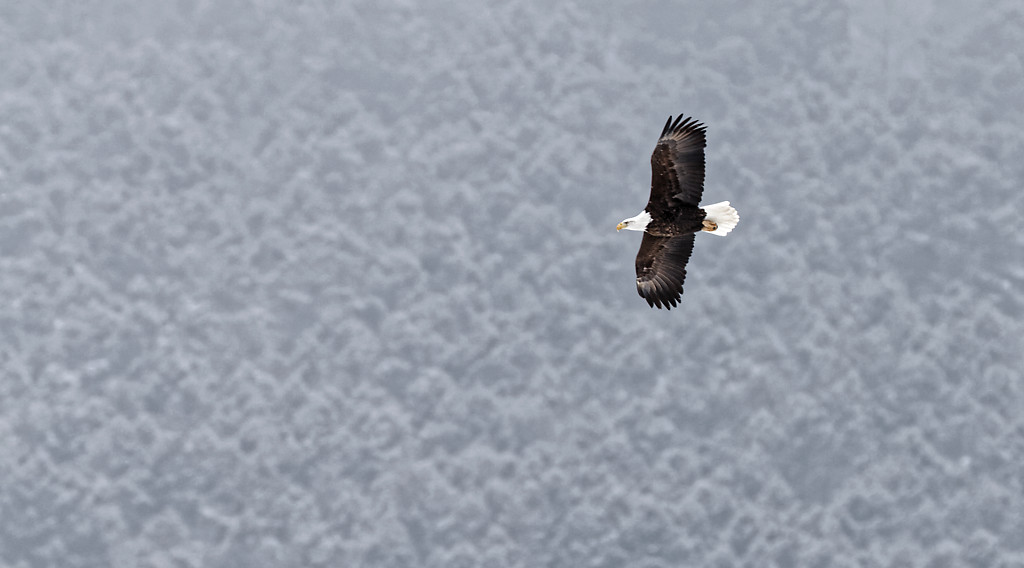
[702,201,739,236]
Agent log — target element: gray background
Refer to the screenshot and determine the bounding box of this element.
[2,1,1023,566]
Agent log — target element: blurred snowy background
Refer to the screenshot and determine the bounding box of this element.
[1,1,1023,566]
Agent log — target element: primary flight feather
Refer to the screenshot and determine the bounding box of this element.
[617,115,739,309]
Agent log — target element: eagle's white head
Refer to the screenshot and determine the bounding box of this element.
[616,210,652,232]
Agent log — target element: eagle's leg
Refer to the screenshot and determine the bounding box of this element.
[702,219,718,232]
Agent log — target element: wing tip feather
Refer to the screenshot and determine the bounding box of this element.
[657,113,708,144]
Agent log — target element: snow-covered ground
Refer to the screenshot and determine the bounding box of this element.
[1,2,1022,566]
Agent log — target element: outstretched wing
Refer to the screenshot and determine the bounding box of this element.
[635,233,696,309]
[649,115,707,208]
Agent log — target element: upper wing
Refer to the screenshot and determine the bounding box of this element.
[635,233,696,309]
[649,115,707,208]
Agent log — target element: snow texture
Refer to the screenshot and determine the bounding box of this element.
[1,1,1023,566]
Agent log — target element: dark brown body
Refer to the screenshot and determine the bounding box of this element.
[643,206,706,237]
[631,115,710,309]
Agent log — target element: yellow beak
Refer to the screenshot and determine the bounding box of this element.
[616,222,626,231]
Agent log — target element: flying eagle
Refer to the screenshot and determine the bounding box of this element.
[617,115,739,309]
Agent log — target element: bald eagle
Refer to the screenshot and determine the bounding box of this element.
[617,115,739,309]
